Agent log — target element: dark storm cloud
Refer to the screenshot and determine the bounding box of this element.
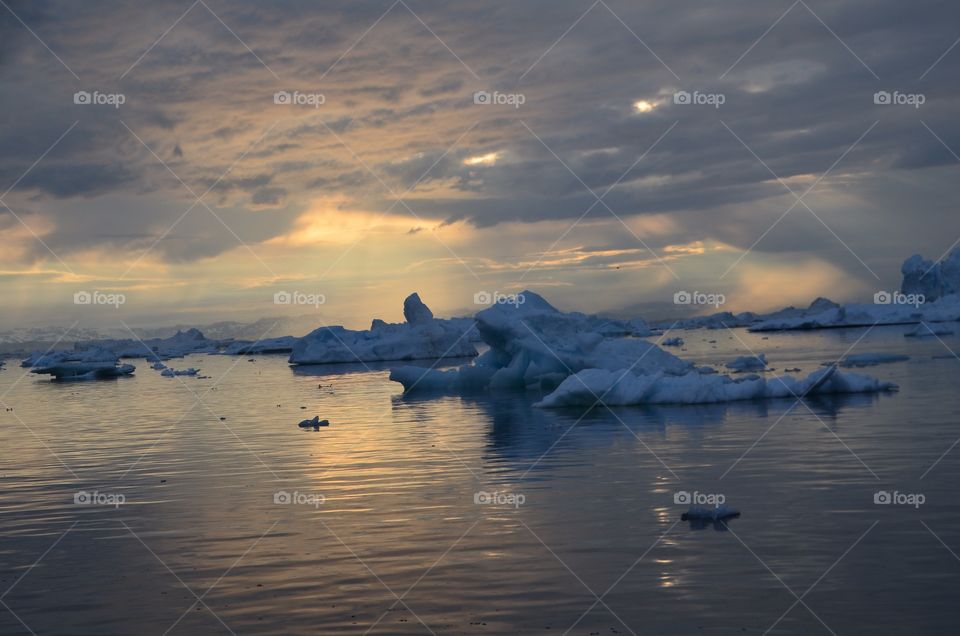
[0,0,958,276]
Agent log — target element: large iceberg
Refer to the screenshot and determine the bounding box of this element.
[288,293,478,365]
[390,290,693,393]
[390,291,898,407]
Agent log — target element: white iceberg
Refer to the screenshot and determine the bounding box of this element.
[725,354,767,372]
[160,367,199,377]
[222,336,297,355]
[390,290,694,393]
[30,347,135,380]
[534,364,897,407]
[289,293,478,365]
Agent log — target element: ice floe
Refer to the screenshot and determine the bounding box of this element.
[160,367,199,377]
[534,364,897,407]
[725,354,767,372]
[30,347,135,380]
[222,336,297,355]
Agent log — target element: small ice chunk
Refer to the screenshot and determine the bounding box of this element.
[725,354,767,371]
[160,367,199,377]
[904,323,954,337]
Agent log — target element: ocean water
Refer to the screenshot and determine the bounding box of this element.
[1,324,959,635]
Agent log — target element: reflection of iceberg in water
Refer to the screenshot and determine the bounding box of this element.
[393,388,882,469]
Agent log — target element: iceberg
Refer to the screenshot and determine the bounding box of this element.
[749,250,960,332]
[160,367,199,377]
[21,328,220,365]
[390,290,694,394]
[289,293,478,365]
[222,336,297,355]
[30,347,135,380]
[725,354,767,372]
[534,364,897,407]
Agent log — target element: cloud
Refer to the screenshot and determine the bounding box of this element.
[0,0,958,324]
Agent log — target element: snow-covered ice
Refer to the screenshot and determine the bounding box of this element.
[30,347,135,380]
[390,291,692,394]
[725,354,767,372]
[222,336,297,355]
[160,367,199,377]
[289,293,477,365]
[534,364,897,407]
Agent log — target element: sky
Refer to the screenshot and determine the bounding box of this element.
[1,0,959,330]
